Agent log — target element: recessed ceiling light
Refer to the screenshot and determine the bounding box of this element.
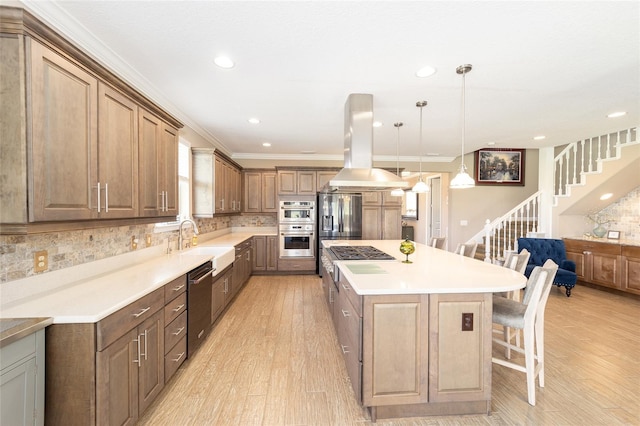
[426,153,439,156]
[487,142,496,146]
[607,111,627,118]
[214,56,235,69]
[415,66,437,78]
[533,135,546,140]
[301,150,316,154]
[599,193,613,200]
[262,142,271,147]
[373,121,382,128]
[248,118,260,124]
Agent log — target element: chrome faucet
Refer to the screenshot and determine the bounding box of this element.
[178,219,199,251]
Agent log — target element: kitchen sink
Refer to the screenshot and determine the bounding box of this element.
[180,246,235,271]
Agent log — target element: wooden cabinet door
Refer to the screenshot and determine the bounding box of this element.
[262,172,278,212]
[362,206,381,240]
[565,249,587,281]
[212,272,229,323]
[138,109,162,217]
[266,236,278,271]
[214,156,226,213]
[96,328,139,426]
[622,246,640,294]
[589,253,622,289]
[138,311,164,415]
[381,207,402,239]
[362,192,381,205]
[252,236,266,271]
[316,171,337,191]
[161,123,179,217]
[29,39,98,221]
[244,172,262,213]
[382,191,402,206]
[278,170,297,194]
[98,83,138,218]
[297,171,316,194]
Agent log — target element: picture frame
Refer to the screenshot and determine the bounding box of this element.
[607,230,620,240]
[474,148,525,186]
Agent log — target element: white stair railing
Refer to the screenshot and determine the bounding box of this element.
[554,126,637,198]
[469,192,543,263]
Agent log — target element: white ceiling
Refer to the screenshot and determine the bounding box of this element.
[14,0,640,165]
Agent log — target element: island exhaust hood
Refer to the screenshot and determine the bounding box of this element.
[323,94,410,193]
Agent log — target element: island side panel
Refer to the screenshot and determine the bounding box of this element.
[362,294,429,407]
[428,293,492,407]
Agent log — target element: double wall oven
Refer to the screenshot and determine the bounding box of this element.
[279,200,315,259]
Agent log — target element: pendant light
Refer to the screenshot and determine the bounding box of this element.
[412,101,429,193]
[390,122,405,197]
[450,64,476,189]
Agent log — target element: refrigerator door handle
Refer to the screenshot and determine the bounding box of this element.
[338,198,344,233]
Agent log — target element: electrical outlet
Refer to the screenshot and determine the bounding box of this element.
[145,234,152,247]
[34,250,48,273]
[462,312,473,331]
[131,236,138,250]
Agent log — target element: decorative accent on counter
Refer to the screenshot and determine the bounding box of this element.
[587,213,612,238]
[399,238,415,263]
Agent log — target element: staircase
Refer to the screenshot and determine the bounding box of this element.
[471,125,638,263]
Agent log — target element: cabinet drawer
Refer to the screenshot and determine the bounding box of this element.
[97,288,164,351]
[0,331,38,370]
[164,275,187,303]
[165,336,187,382]
[564,239,621,255]
[164,311,187,354]
[622,245,640,258]
[337,279,363,317]
[164,292,186,325]
[342,343,362,404]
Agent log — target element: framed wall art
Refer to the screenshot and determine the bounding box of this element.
[607,230,620,240]
[474,148,525,186]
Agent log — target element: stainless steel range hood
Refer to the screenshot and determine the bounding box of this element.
[322,94,410,193]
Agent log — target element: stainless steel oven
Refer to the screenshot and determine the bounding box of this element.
[279,223,315,258]
[279,200,315,223]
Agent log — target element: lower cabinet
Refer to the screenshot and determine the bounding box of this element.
[232,239,252,295]
[0,328,45,426]
[362,206,402,240]
[45,276,189,425]
[565,238,623,290]
[252,235,278,273]
[332,267,491,421]
[212,265,234,324]
[621,245,640,295]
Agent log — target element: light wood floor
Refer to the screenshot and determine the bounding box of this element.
[138,275,640,425]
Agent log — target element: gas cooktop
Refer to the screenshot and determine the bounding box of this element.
[330,245,396,261]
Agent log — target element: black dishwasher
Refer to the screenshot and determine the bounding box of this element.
[187,261,214,357]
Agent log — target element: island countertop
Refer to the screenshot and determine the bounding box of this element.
[324,240,527,295]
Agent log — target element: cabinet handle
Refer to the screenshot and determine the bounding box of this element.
[172,352,185,363]
[104,183,109,213]
[133,336,141,367]
[96,182,101,213]
[172,284,185,292]
[329,287,334,303]
[133,306,151,318]
[341,283,351,292]
[224,278,229,293]
[172,326,185,336]
[140,329,148,361]
[172,304,185,312]
[238,201,241,211]
[221,199,225,211]
[341,345,350,354]
[341,309,350,317]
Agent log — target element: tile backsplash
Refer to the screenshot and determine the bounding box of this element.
[0,214,276,283]
[597,186,640,240]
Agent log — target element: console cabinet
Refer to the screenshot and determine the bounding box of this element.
[621,245,640,295]
[564,239,623,290]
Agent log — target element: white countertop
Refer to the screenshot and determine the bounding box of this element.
[0,230,270,324]
[323,240,527,295]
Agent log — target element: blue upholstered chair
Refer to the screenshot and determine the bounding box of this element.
[516,238,577,297]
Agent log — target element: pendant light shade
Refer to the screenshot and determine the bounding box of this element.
[391,122,405,197]
[450,64,476,189]
[412,101,430,193]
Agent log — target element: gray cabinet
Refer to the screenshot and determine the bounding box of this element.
[0,329,45,426]
[243,170,277,213]
[192,149,242,216]
[252,236,278,272]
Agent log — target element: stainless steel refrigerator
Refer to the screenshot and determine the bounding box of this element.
[317,193,362,273]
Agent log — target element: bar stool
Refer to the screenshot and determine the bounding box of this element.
[497,248,531,355]
[492,259,558,406]
[430,237,446,249]
[454,242,477,258]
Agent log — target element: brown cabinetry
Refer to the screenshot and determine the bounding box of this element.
[277,170,316,195]
[362,201,402,240]
[243,170,277,213]
[212,265,233,324]
[252,235,278,272]
[192,149,242,216]
[0,8,182,233]
[163,275,187,382]
[621,245,640,295]
[564,239,622,290]
[232,239,253,293]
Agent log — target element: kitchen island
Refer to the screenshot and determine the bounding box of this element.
[321,240,526,421]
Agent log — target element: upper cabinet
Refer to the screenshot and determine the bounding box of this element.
[192,149,242,216]
[0,7,183,233]
[243,170,277,213]
[277,170,316,195]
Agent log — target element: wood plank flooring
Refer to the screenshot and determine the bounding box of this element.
[138,275,640,425]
